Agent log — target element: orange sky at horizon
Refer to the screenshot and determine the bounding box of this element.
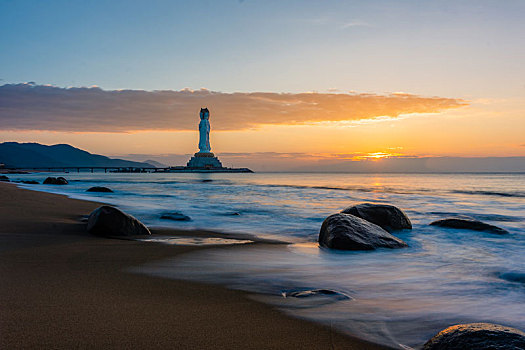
[1,97,523,160]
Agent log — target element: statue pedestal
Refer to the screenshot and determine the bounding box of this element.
[186,152,223,169]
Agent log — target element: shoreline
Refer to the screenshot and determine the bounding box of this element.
[0,182,388,349]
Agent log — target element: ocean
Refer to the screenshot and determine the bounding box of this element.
[12,172,525,348]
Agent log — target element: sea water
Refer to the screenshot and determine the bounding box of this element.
[12,172,525,348]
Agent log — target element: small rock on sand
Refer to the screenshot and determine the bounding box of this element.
[87,205,151,236]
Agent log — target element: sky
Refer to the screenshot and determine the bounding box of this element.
[0,0,524,170]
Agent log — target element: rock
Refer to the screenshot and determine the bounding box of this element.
[160,212,192,221]
[0,175,10,182]
[423,323,525,350]
[430,217,508,234]
[87,205,151,236]
[341,203,412,232]
[21,180,39,184]
[219,211,241,216]
[319,213,408,251]
[43,176,68,185]
[282,289,351,300]
[56,176,68,184]
[86,186,113,193]
[499,271,525,284]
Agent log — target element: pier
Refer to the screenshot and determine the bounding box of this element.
[2,166,253,173]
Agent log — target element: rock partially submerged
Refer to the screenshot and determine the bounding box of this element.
[43,176,68,185]
[341,203,412,232]
[424,323,525,350]
[87,205,151,237]
[160,212,192,221]
[282,288,351,300]
[21,180,39,184]
[0,175,10,182]
[430,217,508,234]
[319,213,408,251]
[86,186,113,193]
[498,271,525,284]
[220,212,241,216]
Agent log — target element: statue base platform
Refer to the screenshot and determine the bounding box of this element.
[186,152,223,169]
[163,152,252,172]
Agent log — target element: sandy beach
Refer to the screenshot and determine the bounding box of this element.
[0,182,387,349]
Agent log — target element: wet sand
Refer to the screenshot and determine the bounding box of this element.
[0,182,388,349]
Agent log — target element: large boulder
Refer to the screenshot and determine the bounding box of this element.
[319,213,408,251]
[430,217,508,234]
[87,205,151,237]
[43,176,68,185]
[86,186,113,193]
[423,323,525,350]
[341,203,412,232]
[0,175,9,182]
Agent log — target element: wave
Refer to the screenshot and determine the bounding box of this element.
[428,211,522,222]
[259,183,432,196]
[451,190,525,198]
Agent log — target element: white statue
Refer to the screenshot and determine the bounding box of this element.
[198,108,211,153]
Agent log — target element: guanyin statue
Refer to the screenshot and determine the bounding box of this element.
[185,108,251,171]
[198,108,211,153]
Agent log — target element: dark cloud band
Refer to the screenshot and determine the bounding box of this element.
[0,83,466,132]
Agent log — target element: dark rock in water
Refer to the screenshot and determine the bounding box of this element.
[430,217,508,234]
[499,272,525,284]
[87,205,151,237]
[423,323,525,350]
[0,175,10,182]
[221,212,241,216]
[319,213,408,251]
[282,288,351,300]
[341,203,412,232]
[43,176,68,185]
[201,179,213,182]
[429,211,521,222]
[43,177,53,184]
[57,176,68,184]
[86,186,113,193]
[21,180,39,184]
[160,212,192,221]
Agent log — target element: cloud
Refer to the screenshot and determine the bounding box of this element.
[0,83,466,132]
[340,20,370,29]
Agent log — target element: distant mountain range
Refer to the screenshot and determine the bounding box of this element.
[0,142,155,168]
[143,159,167,168]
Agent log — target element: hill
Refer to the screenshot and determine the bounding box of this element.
[144,159,167,168]
[0,142,154,168]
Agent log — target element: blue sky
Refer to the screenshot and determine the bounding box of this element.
[2,0,524,98]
